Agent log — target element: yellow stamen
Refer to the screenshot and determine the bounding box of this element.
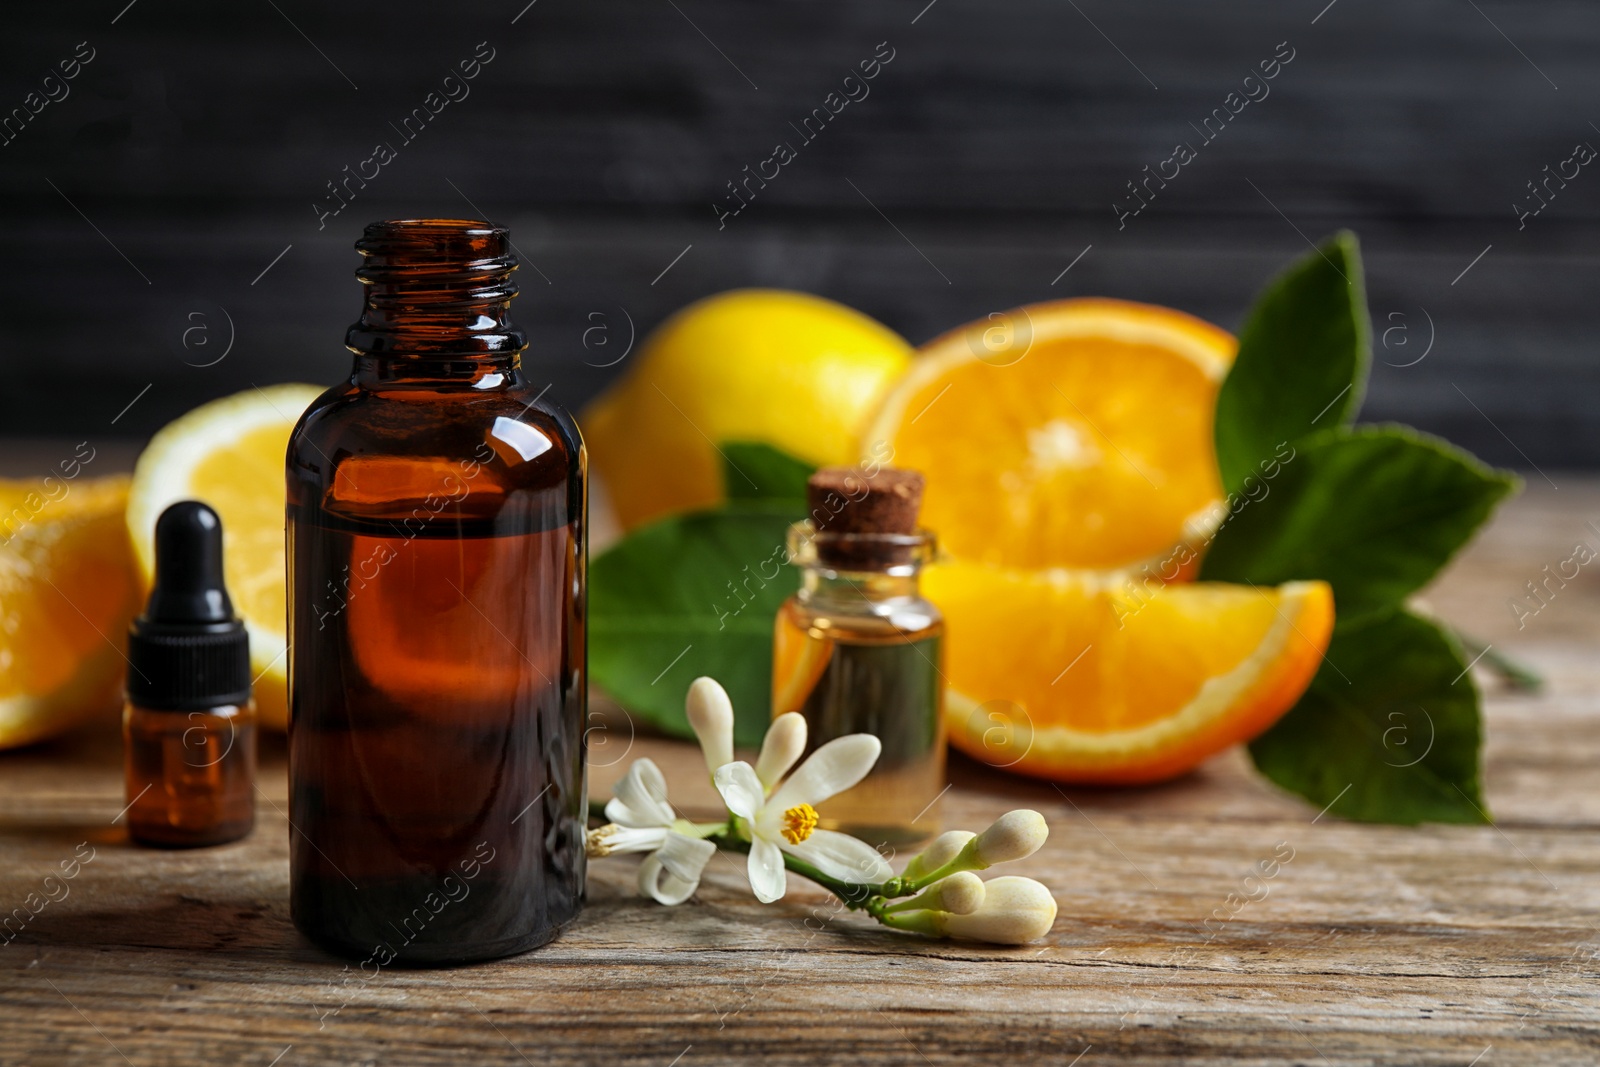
[781,803,819,845]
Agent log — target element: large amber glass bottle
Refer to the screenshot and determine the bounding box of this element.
[286,219,586,964]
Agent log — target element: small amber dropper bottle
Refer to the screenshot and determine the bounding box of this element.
[772,466,946,846]
[124,501,256,847]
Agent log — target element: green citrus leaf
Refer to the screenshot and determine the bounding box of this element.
[1248,609,1488,825]
[721,440,815,502]
[590,501,804,748]
[1214,231,1370,493]
[1200,425,1518,630]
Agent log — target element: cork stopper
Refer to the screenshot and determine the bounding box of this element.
[805,467,926,569]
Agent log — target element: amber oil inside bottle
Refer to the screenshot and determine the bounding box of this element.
[773,522,945,847]
[287,220,586,965]
[124,703,256,847]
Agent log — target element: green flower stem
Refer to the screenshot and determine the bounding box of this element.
[709,831,890,909]
[891,864,954,896]
[876,908,942,935]
[886,840,986,896]
[878,896,925,915]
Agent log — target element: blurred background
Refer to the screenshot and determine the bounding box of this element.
[1,0,1594,470]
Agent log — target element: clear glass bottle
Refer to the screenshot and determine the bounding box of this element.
[285,219,586,964]
[772,468,945,847]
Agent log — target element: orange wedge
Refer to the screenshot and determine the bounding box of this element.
[863,298,1234,572]
[0,474,141,748]
[771,600,836,714]
[929,561,1333,784]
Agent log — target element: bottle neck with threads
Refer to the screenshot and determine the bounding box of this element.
[345,218,526,384]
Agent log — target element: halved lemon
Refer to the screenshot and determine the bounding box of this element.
[930,561,1333,784]
[863,298,1235,572]
[127,383,326,730]
[0,475,141,748]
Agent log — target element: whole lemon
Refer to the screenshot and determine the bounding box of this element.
[583,289,912,530]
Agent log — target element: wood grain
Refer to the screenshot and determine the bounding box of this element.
[1,481,1598,1063]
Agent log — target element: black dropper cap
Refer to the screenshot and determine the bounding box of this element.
[126,501,252,710]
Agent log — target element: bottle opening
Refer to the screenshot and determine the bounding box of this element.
[346,217,527,357]
[356,218,512,267]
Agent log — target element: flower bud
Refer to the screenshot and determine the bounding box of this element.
[972,809,1048,867]
[884,870,986,917]
[938,876,1057,945]
[901,830,976,883]
[928,871,986,915]
[685,676,735,774]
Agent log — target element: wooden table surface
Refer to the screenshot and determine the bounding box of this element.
[2,479,1598,1066]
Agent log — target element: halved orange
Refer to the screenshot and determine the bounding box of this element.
[863,299,1235,572]
[0,475,141,748]
[930,560,1333,784]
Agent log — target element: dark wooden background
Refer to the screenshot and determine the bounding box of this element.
[2,0,1596,467]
